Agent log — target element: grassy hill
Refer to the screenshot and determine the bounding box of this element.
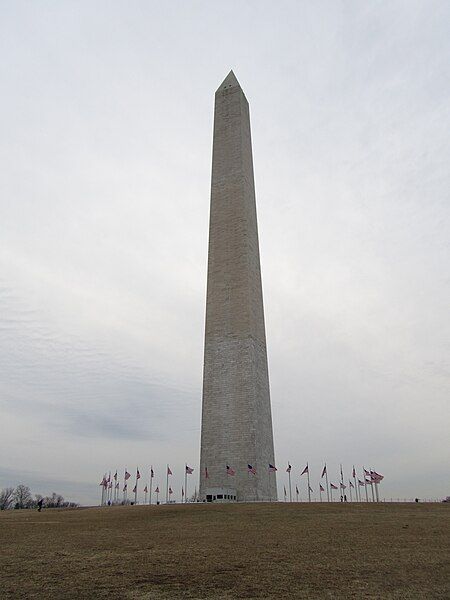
[1,502,449,599]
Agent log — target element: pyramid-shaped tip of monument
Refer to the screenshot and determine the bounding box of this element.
[217,70,241,92]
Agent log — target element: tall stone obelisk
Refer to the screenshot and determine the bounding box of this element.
[199,71,277,502]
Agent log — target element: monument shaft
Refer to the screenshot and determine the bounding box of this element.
[199,72,276,502]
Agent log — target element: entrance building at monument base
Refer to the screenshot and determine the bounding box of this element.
[205,487,237,503]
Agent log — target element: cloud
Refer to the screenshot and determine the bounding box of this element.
[0,1,449,504]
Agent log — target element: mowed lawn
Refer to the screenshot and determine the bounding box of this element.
[1,502,449,599]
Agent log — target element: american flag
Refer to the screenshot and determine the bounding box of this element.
[349,480,354,488]
[330,483,338,490]
[321,464,327,478]
[150,467,154,478]
[364,468,371,476]
[169,487,173,495]
[114,471,118,481]
[286,463,292,473]
[124,470,131,481]
[358,479,365,486]
[186,465,194,474]
[182,487,184,497]
[320,484,325,492]
[123,483,127,492]
[352,466,356,478]
[247,464,256,475]
[143,485,148,493]
[300,464,309,475]
[309,486,313,493]
[365,477,372,484]
[296,485,299,494]
[132,485,137,493]
[283,485,287,496]
[268,464,277,472]
[340,482,346,489]
[167,466,172,476]
[371,471,384,482]
[205,466,209,479]
[136,469,141,480]
[115,482,119,489]
[155,486,159,493]
[226,465,235,476]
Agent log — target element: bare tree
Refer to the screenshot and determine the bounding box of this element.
[13,484,32,509]
[0,487,15,510]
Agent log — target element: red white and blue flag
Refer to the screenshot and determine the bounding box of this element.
[320,484,325,492]
[186,465,194,474]
[330,483,338,490]
[300,464,309,475]
[358,479,365,486]
[136,469,141,480]
[268,464,277,472]
[226,465,235,476]
[247,464,256,475]
[124,470,131,481]
[286,463,292,473]
[321,464,327,478]
[167,466,172,476]
[150,467,154,478]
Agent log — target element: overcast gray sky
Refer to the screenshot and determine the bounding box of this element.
[1,1,449,505]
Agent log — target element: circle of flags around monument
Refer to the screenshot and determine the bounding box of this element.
[98,462,384,505]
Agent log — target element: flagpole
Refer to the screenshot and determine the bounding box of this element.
[149,467,153,505]
[325,465,330,502]
[353,467,359,502]
[184,464,188,504]
[288,463,292,502]
[369,468,375,502]
[363,468,369,502]
[166,465,169,504]
[372,468,379,502]
[135,467,138,505]
[307,464,311,503]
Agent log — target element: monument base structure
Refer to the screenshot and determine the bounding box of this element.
[199,71,277,502]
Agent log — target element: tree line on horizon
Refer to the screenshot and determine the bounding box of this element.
[0,484,79,510]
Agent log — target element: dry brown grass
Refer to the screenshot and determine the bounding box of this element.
[1,502,449,599]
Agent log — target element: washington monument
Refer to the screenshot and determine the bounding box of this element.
[199,71,277,502]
